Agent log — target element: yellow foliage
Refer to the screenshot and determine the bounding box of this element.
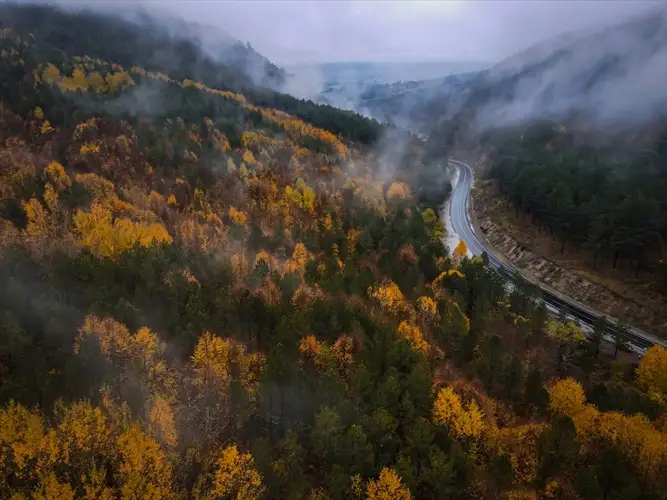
[0,402,50,479]
[368,280,406,316]
[40,120,54,135]
[346,228,361,259]
[192,332,234,388]
[453,239,468,259]
[386,182,412,201]
[299,335,324,369]
[57,401,110,466]
[33,473,75,500]
[398,321,430,353]
[636,345,667,405]
[232,253,249,279]
[43,161,71,191]
[366,467,412,500]
[495,424,546,485]
[73,203,172,258]
[291,283,327,308]
[211,444,264,499]
[79,141,101,156]
[71,66,89,90]
[547,378,586,416]
[286,242,311,275]
[332,335,356,369]
[117,425,174,500]
[74,173,115,202]
[243,149,256,165]
[504,492,538,500]
[254,250,277,270]
[105,70,135,93]
[147,396,177,448]
[284,182,316,214]
[41,63,61,84]
[86,71,106,92]
[433,386,485,442]
[229,206,249,225]
[416,296,438,323]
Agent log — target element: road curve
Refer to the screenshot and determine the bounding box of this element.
[448,159,667,353]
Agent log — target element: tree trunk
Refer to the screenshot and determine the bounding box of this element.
[613,251,619,268]
[560,237,566,254]
[592,251,598,269]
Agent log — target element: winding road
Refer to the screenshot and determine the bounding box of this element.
[448,159,667,354]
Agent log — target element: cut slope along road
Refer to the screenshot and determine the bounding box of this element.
[448,159,667,354]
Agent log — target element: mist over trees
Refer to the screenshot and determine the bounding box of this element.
[485,121,667,288]
[0,3,665,500]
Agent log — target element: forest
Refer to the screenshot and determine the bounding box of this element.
[485,120,667,291]
[0,3,383,146]
[0,8,666,500]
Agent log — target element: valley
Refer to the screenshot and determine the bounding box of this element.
[0,3,665,500]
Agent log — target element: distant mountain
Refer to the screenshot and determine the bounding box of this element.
[281,60,490,125]
[117,9,288,90]
[357,7,667,140]
[0,2,286,90]
[0,3,381,144]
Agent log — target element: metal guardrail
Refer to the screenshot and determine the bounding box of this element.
[447,158,666,354]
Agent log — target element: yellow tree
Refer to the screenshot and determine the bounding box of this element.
[56,401,111,474]
[0,402,54,492]
[366,467,412,500]
[386,182,412,201]
[433,386,485,444]
[116,425,175,500]
[188,333,264,448]
[33,473,75,500]
[208,444,264,499]
[453,239,468,261]
[190,332,233,445]
[147,395,178,448]
[636,345,667,405]
[285,242,311,278]
[398,321,430,354]
[547,378,586,416]
[368,280,407,317]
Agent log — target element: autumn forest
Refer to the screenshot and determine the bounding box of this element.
[0,5,666,500]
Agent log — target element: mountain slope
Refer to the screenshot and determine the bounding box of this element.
[0,7,666,500]
[359,7,667,138]
[119,8,288,89]
[0,2,382,145]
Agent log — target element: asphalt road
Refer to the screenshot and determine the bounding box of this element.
[447,159,667,353]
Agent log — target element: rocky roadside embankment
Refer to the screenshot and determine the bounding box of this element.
[471,179,667,340]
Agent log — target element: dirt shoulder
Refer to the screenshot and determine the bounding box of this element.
[471,179,667,340]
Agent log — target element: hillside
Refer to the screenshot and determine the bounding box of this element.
[0,3,382,145]
[358,7,667,139]
[119,8,289,90]
[440,9,667,307]
[0,6,666,500]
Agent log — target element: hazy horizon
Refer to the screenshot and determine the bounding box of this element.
[51,0,665,66]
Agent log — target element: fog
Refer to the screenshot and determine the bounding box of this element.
[472,6,667,132]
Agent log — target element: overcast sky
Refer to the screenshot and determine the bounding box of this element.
[123,1,664,64]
